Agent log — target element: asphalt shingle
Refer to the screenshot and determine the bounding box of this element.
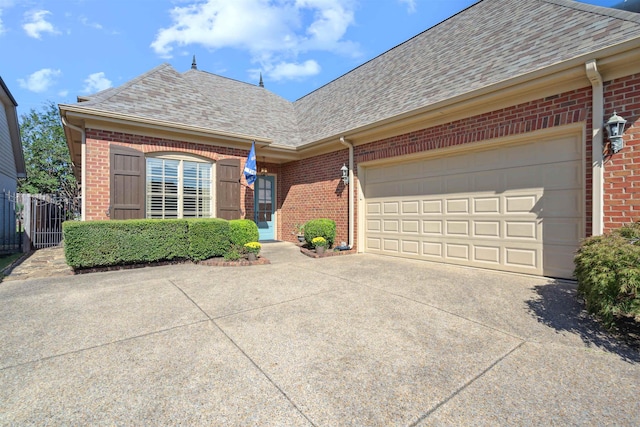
[63,0,640,148]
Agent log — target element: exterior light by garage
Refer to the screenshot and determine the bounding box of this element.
[605,111,627,154]
[341,163,349,185]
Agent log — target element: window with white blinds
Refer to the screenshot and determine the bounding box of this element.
[146,156,212,219]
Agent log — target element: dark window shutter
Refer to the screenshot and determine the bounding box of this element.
[110,145,145,220]
[216,158,241,220]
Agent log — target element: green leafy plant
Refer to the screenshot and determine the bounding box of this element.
[243,241,261,255]
[292,223,305,235]
[304,218,336,247]
[224,245,243,261]
[229,219,259,246]
[574,221,640,326]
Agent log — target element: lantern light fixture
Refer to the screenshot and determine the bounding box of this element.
[341,163,349,185]
[604,111,627,154]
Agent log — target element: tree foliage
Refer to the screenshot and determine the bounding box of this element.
[18,101,77,198]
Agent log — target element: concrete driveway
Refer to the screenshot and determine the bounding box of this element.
[1,242,638,426]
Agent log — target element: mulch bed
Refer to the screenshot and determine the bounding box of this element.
[72,256,270,274]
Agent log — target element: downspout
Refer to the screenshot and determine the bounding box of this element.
[585,59,604,236]
[339,136,354,249]
[61,116,86,221]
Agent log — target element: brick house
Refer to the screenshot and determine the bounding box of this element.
[60,0,640,279]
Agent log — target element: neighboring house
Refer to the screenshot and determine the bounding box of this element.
[0,76,26,194]
[59,0,640,279]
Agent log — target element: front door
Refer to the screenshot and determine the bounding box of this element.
[254,175,275,240]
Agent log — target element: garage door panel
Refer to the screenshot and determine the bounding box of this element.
[402,220,420,233]
[364,135,582,278]
[543,219,581,246]
[446,220,469,236]
[474,246,501,264]
[423,200,443,214]
[474,197,500,214]
[505,221,538,240]
[423,220,443,235]
[505,195,538,214]
[543,163,582,189]
[542,190,582,218]
[474,221,500,238]
[447,198,469,213]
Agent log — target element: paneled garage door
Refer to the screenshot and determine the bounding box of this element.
[363,135,583,278]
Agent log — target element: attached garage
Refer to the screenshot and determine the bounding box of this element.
[362,133,584,279]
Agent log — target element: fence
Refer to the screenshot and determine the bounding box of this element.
[20,194,81,250]
[1,192,81,253]
[0,191,23,253]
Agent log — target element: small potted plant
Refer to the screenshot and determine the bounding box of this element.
[244,241,261,261]
[293,223,305,243]
[311,236,328,255]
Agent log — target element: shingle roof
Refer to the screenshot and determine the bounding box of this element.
[70,64,300,146]
[293,0,640,144]
[63,0,640,148]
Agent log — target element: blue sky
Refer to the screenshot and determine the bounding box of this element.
[0,0,618,116]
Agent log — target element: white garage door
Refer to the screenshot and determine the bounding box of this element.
[363,135,583,278]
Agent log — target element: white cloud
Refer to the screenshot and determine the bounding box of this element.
[18,68,62,93]
[82,72,112,93]
[79,15,103,30]
[0,11,5,35]
[268,59,321,80]
[398,0,416,13]
[23,9,59,39]
[58,89,69,97]
[151,0,358,81]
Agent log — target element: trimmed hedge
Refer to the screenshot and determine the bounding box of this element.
[63,218,240,268]
[229,219,259,246]
[304,218,336,247]
[187,219,230,261]
[63,219,189,269]
[574,221,640,326]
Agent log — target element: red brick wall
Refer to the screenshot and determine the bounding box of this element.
[279,150,350,245]
[603,74,640,230]
[281,87,594,248]
[84,129,252,220]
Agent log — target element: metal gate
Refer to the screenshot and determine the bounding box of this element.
[0,191,23,253]
[20,194,80,249]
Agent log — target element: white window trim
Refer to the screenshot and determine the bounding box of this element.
[146,153,215,219]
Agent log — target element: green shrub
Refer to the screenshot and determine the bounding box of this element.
[304,218,336,247]
[187,219,230,261]
[224,245,243,261]
[229,219,259,246]
[574,221,640,326]
[63,219,190,269]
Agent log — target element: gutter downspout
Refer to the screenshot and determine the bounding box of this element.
[61,116,86,221]
[339,136,354,249]
[585,59,604,236]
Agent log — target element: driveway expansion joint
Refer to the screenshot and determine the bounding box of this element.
[0,319,210,372]
[409,341,526,426]
[168,279,319,426]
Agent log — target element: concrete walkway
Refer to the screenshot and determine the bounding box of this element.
[0,242,638,425]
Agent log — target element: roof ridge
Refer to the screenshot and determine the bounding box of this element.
[80,63,177,106]
[541,0,640,24]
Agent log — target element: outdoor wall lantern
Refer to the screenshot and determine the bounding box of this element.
[604,111,627,154]
[341,163,349,185]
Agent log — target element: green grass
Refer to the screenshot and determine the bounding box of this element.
[0,252,22,275]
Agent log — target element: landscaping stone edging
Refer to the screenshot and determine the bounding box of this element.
[299,246,357,259]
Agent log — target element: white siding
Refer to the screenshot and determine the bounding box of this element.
[0,101,17,187]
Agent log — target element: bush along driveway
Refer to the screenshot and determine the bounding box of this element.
[0,242,638,426]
